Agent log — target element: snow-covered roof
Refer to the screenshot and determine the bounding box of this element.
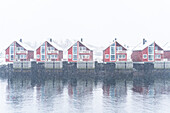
[68,40,93,51]
[5,41,34,51]
[48,41,63,51]
[78,41,93,51]
[133,40,163,51]
[133,41,154,51]
[36,40,63,51]
[17,41,34,51]
[103,40,127,51]
[163,42,170,51]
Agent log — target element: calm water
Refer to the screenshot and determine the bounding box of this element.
[0,75,170,113]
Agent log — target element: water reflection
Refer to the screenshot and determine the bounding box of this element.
[132,77,170,95]
[0,74,170,113]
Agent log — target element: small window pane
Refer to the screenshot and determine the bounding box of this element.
[111,55,115,61]
[105,54,109,59]
[69,54,71,59]
[73,55,77,60]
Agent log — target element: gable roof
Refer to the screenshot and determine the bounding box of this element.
[36,40,63,51]
[47,41,63,51]
[17,41,34,51]
[133,41,163,51]
[67,41,93,51]
[103,41,127,51]
[5,41,33,51]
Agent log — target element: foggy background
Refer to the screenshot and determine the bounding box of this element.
[1,0,170,62]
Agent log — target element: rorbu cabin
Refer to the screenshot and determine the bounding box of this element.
[163,42,170,61]
[5,39,34,62]
[67,40,93,62]
[36,39,63,62]
[131,39,164,62]
[103,40,127,62]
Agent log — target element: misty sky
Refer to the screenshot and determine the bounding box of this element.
[1,0,170,51]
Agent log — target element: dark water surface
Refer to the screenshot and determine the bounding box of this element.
[0,74,170,113]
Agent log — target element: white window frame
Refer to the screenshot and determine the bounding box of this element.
[55,55,58,58]
[148,43,154,61]
[10,44,14,61]
[143,54,147,59]
[24,55,26,59]
[110,43,116,61]
[41,43,46,61]
[123,55,125,59]
[41,55,45,61]
[73,46,77,61]
[155,54,161,59]
[155,46,158,50]
[117,46,122,51]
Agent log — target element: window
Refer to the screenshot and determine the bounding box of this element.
[21,55,23,59]
[21,47,24,51]
[73,46,77,54]
[143,54,147,59]
[6,54,8,59]
[148,43,154,61]
[51,47,54,51]
[80,55,89,59]
[41,43,45,61]
[37,54,40,59]
[149,55,154,61]
[10,46,14,54]
[73,55,77,60]
[41,55,45,60]
[105,54,109,59]
[68,54,72,59]
[24,55,26,59]
[55,55,57,58]
[52,55,55,58]
[123,55,125,59]
[41,46,45,54]
[10,55,14,61]
[17,55,20,59]
[111,55,115,61]
[17,47,20,51]
[117,55,126,59]
[80,46,86,51]
[73,46,77,61]
[155,55,161,59]
[117,46,122,51]
[48,47,50,51]
[111,46,115,54]
[47,55,50,59]
[155,46,158,50]
[110,43,115,61]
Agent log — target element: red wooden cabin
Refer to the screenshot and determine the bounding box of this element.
[36,39,63,62]
[103,41,127,62]
[131,40,164,62]
[5,39,34,62]
[68,41,93,62]
[163,43,170,61]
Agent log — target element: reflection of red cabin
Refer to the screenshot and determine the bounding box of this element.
[68,41,93,62]
[103,41,127,62]
[131,41,164,62]
[36,40,63,62]
[5,40,34,62]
